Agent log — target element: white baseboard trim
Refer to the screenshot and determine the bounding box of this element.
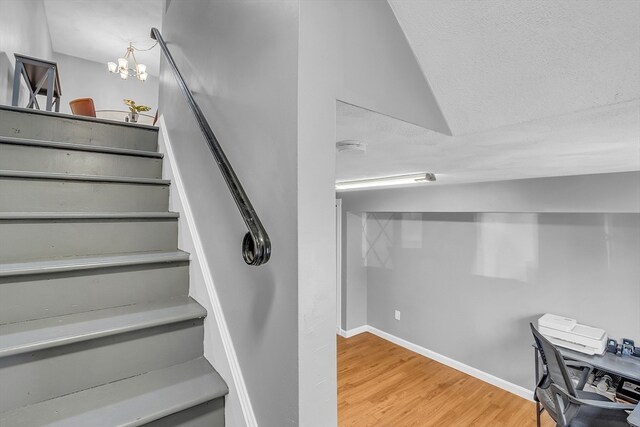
[340,325,369,338]
[340,324,534,402]
[158,116,257,427]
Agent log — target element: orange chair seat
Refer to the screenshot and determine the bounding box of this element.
[69,98,96,117]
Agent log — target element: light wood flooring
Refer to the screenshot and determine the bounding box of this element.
[338,332,555,427]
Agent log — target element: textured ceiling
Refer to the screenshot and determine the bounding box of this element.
[44,0,162,75]
[336,100,640,185]
[387,0,640,135]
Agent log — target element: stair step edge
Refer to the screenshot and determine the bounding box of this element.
[0,170,170,185]
[0,212,179,220]
[0,136,163,158]
[0,104,159,131]
[0,357,228,427]
[0,297,206,358]
[0,250,191,277]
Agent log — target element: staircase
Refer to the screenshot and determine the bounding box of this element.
[0,105,228,426]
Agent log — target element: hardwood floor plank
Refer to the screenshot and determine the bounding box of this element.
[338,333,555,426]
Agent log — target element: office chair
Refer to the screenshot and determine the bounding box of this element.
[530,323,635,426]
[69,98,96,117]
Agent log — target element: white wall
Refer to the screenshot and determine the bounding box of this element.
[298,2,339,425]
[335,0,450,134]
[159,2,301,425]
[0,0,53,106]
[54,53,158,116]
[342,171,640,214]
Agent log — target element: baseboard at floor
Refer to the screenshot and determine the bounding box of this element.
[338,325,368,338]
[340,324,534,402]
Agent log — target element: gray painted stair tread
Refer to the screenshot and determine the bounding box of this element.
[0,135,163,158]
[0,170,170,185]
[0,212,179,220]
[0,357,228,427]
[0,297,206,356]
[0,104,159,131]
[0,250,190,277]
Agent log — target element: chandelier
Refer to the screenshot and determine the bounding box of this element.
[107,42,150,81]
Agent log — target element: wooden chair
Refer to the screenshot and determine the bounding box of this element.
[69,98,96,117]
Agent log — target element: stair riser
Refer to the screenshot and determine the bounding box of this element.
[0,108,158,151]
[0,263,190,324]
[0,219,178,262]
[146,399,225,427]
[0,320,204,412]
[0,143,163,179]
[0,178,169,212]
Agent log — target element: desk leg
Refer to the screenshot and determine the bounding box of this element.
[534,346,541,427]
[45,68,54,111]
[11,62,22,107]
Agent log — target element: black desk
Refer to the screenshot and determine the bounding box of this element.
[11,54,61,112]
[559,348,640,426]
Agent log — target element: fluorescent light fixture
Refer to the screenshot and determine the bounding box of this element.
[336,172,436,191]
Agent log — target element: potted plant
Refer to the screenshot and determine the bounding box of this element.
[123,99,151,123]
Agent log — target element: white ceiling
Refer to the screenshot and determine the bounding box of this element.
[387,0,640,136]
[43,0,162,75]
[336,99,640,185]
[336,0,640,186]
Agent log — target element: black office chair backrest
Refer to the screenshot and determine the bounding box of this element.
[530,323,578,398]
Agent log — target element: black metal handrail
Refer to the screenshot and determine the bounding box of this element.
[151,27,271,266]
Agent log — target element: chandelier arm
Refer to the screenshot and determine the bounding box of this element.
[131,41,158,52]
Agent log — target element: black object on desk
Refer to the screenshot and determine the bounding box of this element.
[532,326,640,427]
[559,347,640,383]
[11,54,62,112]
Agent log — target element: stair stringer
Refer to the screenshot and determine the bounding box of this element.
[157,115,256,427]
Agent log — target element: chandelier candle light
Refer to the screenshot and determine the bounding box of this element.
[107,42,150,81]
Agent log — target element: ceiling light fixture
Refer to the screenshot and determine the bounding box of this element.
[107,42,156,82]
[335,172,436,191]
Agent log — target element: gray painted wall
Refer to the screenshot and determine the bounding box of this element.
[341,211,367,331]
[342,171,640,214]
[340,172,640,391]
[159,2,300,426]
[53,53,159,115]
[364,211,640,390]
[0,0,53,106]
